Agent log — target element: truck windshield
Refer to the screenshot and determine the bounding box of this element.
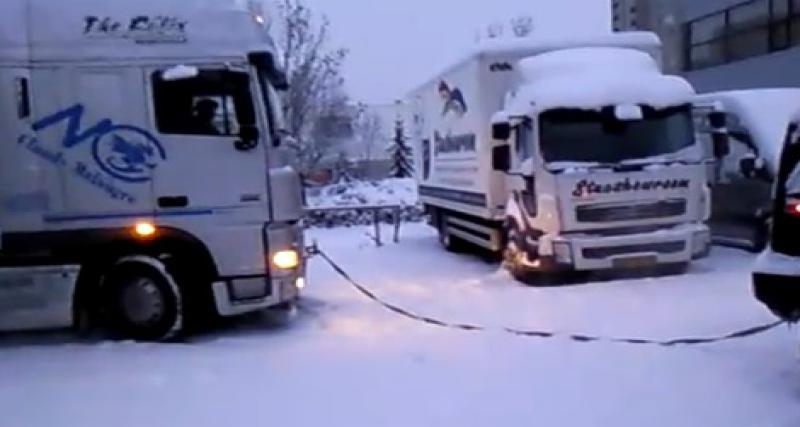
[539,105,694,164]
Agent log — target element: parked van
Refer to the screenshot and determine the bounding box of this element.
[695,89,800,251]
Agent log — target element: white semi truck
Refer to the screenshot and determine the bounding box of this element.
[0,0,306,340]
[409,33,722,283]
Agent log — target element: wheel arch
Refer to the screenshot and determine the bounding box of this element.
[72,227,218,323]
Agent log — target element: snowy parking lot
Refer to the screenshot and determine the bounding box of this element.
[1,223,799,427]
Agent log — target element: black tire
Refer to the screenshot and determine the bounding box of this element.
[751,218,771,253]
[504,227,528,282]
[438,214,467,252]
[504,226,568,286]
[102,258,183,341]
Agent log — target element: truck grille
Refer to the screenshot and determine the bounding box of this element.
[576,199,687,223]
[582,241,686,260]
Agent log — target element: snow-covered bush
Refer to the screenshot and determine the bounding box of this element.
[305,178,424,228]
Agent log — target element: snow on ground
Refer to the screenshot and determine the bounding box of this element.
[1,223,799,427]
[306,178,418,208]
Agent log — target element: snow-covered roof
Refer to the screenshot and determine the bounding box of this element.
[409,32,662,96]
[474,31,661,59]
[504,47,695,114]
[696,89,800,173]
[0,0,277,63]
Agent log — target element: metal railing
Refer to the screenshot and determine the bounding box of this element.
[305,204,404,247]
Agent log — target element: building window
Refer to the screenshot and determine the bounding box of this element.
[685,0,800,71]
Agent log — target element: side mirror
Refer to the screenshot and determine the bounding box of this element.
[739,156,757,178]
[709,111,727,129]
[740,155,768,179]
[708,111,730,159]
[236,125,260,151]
[492,145,511,172]
[712,132,730,159]
[492,122,511,141]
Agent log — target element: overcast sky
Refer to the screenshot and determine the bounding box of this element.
[302,0,611,104]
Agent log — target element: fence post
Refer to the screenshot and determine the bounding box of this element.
[393,206,401,243]
[373,209,382,247]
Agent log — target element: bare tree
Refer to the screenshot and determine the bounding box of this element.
[511,15,534,37]
[275,0,349,173]
[353,104,384,164]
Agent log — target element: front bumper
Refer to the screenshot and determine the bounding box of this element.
[213,223,306,317]
[548,223,710,271]
[753,250,800,322]
[212,274,303,317]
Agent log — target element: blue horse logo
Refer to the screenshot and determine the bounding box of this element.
[93,126,166,182]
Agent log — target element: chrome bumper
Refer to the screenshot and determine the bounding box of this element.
[551,223,710,271]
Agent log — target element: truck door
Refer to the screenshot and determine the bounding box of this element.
[147,67,267,215]
[17,67,157,220]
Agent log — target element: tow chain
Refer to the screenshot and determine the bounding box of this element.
[310,246,788,347]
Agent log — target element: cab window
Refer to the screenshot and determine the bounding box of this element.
[152,69,256,137]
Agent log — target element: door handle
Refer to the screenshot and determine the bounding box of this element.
[158,196,189,208]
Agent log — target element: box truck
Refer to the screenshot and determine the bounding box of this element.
[409,33,721,283]
[0,0,306,340]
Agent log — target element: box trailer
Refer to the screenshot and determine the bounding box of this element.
[0,0,306,340]
[409,33,720,283]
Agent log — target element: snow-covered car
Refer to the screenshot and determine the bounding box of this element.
[753,111,800,322]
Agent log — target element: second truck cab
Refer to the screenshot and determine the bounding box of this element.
[411,33,713,283]
[494,47,711,279]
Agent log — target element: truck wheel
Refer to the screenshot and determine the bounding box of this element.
[752,218,771,253]
[504,228,530,282]
[102,257,183,341]
[438,216,466,252]
[504,227,567,286]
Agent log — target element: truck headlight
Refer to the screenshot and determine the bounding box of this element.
[553,241,573,264]
[272,249,300,270]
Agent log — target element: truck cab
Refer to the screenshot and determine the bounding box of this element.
[695,89,800,252]
[0,0,305,340]
[491,48,712,280]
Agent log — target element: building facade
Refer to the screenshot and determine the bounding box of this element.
[614,0,800,93]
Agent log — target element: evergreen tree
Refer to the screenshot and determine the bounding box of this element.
[388,119,414,178]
